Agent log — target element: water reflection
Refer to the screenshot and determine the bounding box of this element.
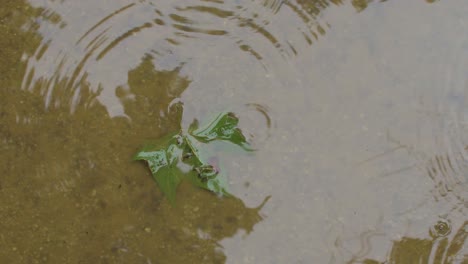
[21,0,353,116]
[0,2,267,262]
[350,221,467,263]
[345,136,467,262]
[375,130,468,212]
[1,0,467,262]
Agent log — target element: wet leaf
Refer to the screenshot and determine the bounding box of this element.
[133,132,184,203]
[189,112,253,151]
[134,111,252,204]
[182,134,230,197]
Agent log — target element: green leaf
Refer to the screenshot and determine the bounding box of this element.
[189,112,253,151]
[133,132,184,203]
[134,110,253,204]
[150,164,183,203]
[182,135,229,197]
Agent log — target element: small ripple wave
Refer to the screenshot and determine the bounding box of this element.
[20,0,338,117]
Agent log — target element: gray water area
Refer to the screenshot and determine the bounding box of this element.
[0,0,467,263]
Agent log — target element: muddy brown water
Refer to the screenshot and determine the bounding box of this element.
[0,0,467,263]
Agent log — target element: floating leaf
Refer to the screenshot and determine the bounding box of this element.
[133,132,185,203]
[134,109,253,204]
[189,112,253,151]
[182,134,230,197]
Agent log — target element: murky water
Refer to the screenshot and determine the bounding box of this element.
[1,0,467,263]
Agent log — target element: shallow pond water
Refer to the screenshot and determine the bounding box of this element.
[0,0,467,263]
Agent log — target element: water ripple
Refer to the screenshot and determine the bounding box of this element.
[20,0,337,117]
[431,30,468,209]
[76,3,136,45]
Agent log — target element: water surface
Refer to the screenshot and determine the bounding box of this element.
[0,0,467,263]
